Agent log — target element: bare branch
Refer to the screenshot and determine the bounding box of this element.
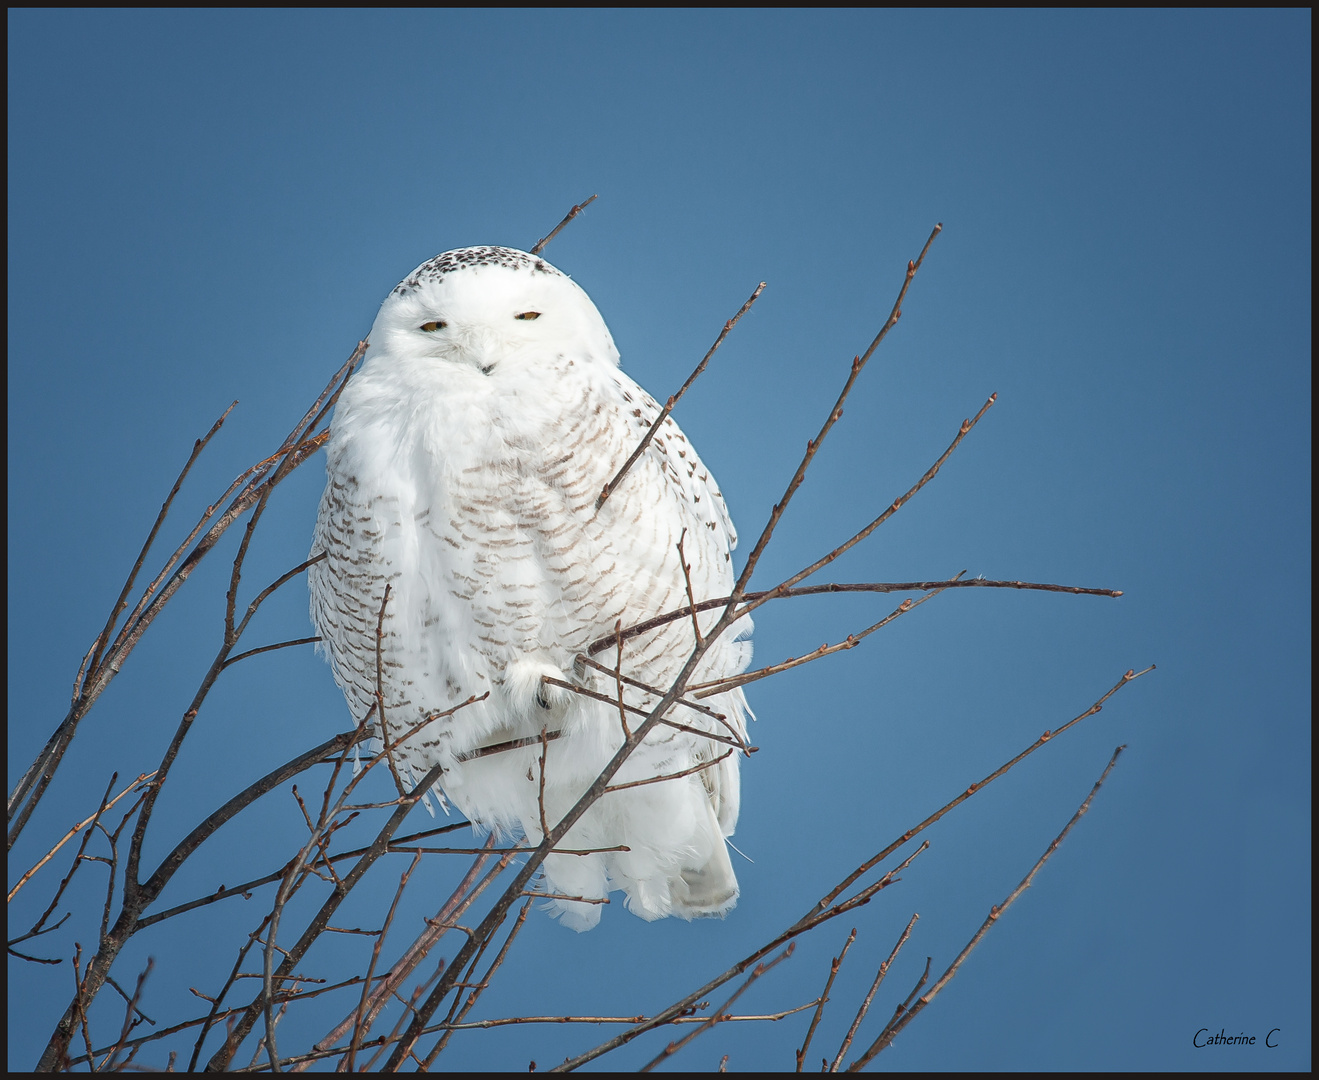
[741,393,995,624]
[530,194,598,256]
[612,619,630,738]
[309,836,500,1057]
[597,281,765,509]
[727,225,942,609]
[678,530,705,648]
[102,958,154,1071]
[553,843,928,1072]
[9,772,151,903]
[220,637,322,671]
[641,944,795,1071]
[796,928,857,1071]
[85,402,236,696]
[419,897,533,1065]
[829,914,917,1071]
[537,728,550,840]
[541,677,748,752]
[691,575,961,699]
[11,342,362,855]
[554,664,1151,1071]
[814,666,1153,916]
[587,576,1120,658]
[345,852,421,1071]
[575,654,734,727]
[847,745,1130,1070]
[203,761,449,1068]
[604,750,735,794]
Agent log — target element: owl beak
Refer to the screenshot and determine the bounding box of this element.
[456,326,500,375]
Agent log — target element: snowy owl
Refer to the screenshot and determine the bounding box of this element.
[309,246,754,930]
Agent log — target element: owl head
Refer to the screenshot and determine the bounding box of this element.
[366,246,620,377]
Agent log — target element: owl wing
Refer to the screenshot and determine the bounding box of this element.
[605,367,738,553]
[601,366,753,838]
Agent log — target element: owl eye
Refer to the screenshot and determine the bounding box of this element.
[420,320,447,332]
[514,311,541,321]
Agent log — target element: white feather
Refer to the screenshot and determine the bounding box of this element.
[310,248,752,929]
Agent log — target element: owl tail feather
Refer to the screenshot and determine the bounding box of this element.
[671,798,739,918]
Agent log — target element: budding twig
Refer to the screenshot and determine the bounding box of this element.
[796,927,857,1071]
[829,914,918,1071]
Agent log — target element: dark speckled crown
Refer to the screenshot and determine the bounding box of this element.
[392,246,565,297]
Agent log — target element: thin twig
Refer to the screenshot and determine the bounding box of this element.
[725,225,942,617]
[740,392,995,626]
[575,654,732,725]
[346,852,421,1071]
[85,403,236,695]
[641,944,795,1071]
[206,760,449,1070]
[420,897,533,1064]
[796,928,857,1071]
[603,750,735,794]
[530,194,598,256]
[541,677,747,751]
[691,576,961,698]
[101,958,154,1071]
[814,667,1153,916]
[613,619,630,738]
[309,836,506,1060]
[554,843,927,1073]
[586,576,1121,657]
[255,1003,823,1073]
[221,637,321,671]
[374,585,407,797]
[8,772,153,903]
[847,745,1130,1070]
[597,281,765,509]
[537,728,550,840]
[829,914,917,1071]
[677,529,705,647]
[12,342,360,865]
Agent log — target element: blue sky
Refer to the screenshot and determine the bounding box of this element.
[8,9,1310,1071]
